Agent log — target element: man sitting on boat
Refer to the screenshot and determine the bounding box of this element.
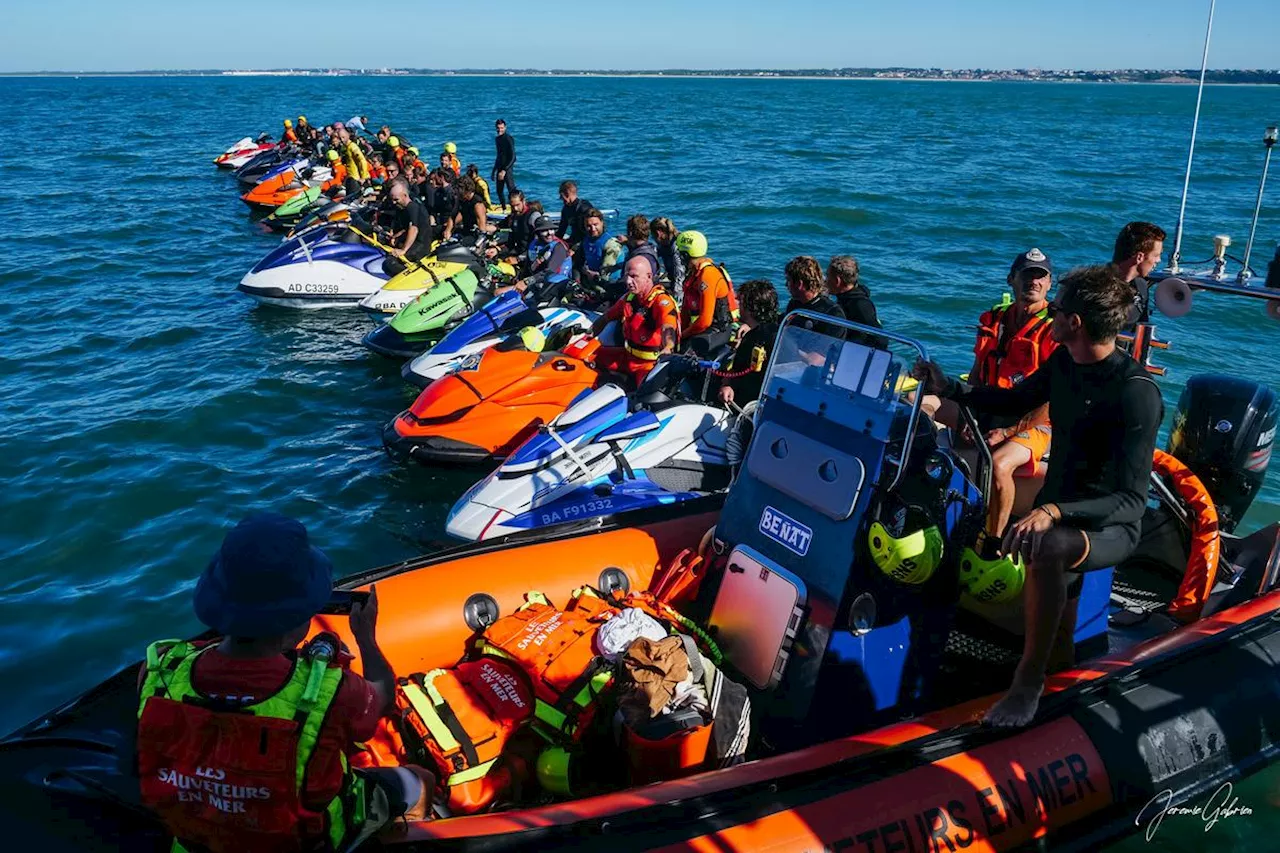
[914,265,1163,727]
[1110,220,1166,329]
[135,513,434,853]
[925,249,1058,541]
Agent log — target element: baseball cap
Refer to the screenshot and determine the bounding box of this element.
[1010,248,1052,276]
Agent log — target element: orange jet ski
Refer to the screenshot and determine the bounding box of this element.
[240,163,334,210]
[4,317,1280,853]
[383,334,604,466]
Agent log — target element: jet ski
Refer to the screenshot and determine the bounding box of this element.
[361,263,517,360]
[261,185,327,231]
[445,368,736,541]
[359,239,501,317]
[401,300,597,385]
[10,315,1280,853]
[233,146,297,186]
[214,134,273,168]
[382,334,604,465]
[240,164,334,210]
[237,222,389,308]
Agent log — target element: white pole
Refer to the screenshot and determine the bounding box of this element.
[1171,0,1216,272]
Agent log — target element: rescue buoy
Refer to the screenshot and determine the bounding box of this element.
[1155,448,1221,623]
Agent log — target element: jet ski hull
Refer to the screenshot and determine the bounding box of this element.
[238,227,388,308]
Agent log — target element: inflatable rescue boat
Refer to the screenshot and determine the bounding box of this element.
[4,314,1279,853]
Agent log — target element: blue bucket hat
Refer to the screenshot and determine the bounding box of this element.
[194,512,334,638]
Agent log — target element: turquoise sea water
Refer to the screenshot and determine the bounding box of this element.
[0,76,1278,845]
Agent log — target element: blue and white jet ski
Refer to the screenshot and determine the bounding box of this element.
[237,222,388,308]
[445,366,738,542]
[400,296,597,386]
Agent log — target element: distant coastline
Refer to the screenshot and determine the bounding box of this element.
[3,67,1278,85]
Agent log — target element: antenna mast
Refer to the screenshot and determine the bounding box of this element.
[1170,0,1217,272]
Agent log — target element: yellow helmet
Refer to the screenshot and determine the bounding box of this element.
[675,230,708,259]
[519,326,546,353]
[297,115,307,124]
[283,119,293,128]
[536,746,573,796]
[407,146,420,156]
[326,149,340,162]
[867,498,943,586]
[444,141,457,154]
[959,545,1025,604]
[387,135,400,148]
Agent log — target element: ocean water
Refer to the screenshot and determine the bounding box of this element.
[0,75,1278,844]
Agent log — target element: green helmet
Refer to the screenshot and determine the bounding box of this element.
[444,141,457,154]
[326,149,340,162]
[959,545,1025,604]
[536,746,573,796]
[518,325,546,353]
[867,497,943,586]
[675,230,708,259]
[387,135,400,148]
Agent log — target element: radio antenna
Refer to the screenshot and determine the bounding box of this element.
[1170,0,1216,272]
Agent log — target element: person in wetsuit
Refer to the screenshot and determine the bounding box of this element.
[453,176,490,241]
[574,208,610,293]
[652,217,686,288]
[427,169,457,242]
[826,255,885,348]
[494,215,571,303]
[1110,221,1166,329]
[492,118,517,207]
[555,181,594,251]
[914,264,1163,728]
[719,278,781,406]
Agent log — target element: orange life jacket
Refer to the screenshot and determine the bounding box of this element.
[283,128,299,143]
[612,286,679,362]
[395,657,534,814]
[473,589,618,741]
[681,259,740,337]
[973,303,1057,388]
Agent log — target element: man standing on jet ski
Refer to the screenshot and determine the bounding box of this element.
[492,118,517,207]
[914,264,1163,728]
[382,182,435,277]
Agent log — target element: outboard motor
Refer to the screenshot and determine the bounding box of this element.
[1168,374,1277,533]
[698,315,983,747]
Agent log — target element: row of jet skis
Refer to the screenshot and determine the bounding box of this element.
[218,135,745,543]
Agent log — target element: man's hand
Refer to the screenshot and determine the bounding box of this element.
[497,170,506,181]
[911,359,948,395]
[1002,508,1057,562]
[483,246,498,259]
[986,428,1009,447]
[349,585,379,645]
[718,384,735,405]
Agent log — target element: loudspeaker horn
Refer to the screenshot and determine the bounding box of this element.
[1155,277,1193,318]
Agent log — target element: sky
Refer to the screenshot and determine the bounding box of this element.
[4,0,1278,74]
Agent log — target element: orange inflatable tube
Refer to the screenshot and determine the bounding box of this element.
[1154,448,1221,623]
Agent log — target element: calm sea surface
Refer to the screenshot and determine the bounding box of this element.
[0,75,1277,846]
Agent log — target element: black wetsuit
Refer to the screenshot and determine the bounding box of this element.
[834,286,886,349]
[382,199,434,276]
[556,197,594,248]
[1125,275,1151,329]
[727,322,779,404]
[492,132,517,206]
[784,294,846,331]
[458,196,486,237]
[947,347,1163,578]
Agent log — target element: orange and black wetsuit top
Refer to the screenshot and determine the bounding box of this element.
[283,128,299,144]
[973,303,1057,389]
[680,258,739,338]
[603,285,680,362]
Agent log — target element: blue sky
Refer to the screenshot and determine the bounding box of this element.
[5,0,1278,73]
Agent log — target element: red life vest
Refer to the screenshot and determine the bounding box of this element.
[135,636,366,853]
[973,303,1057,388]
[618,285,679,362]
[474,589,618,741]
[395,657,534,814]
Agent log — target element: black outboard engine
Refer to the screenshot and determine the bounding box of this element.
[1168,374,1277,533]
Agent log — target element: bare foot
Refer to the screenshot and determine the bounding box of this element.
[982,683,1043,728]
